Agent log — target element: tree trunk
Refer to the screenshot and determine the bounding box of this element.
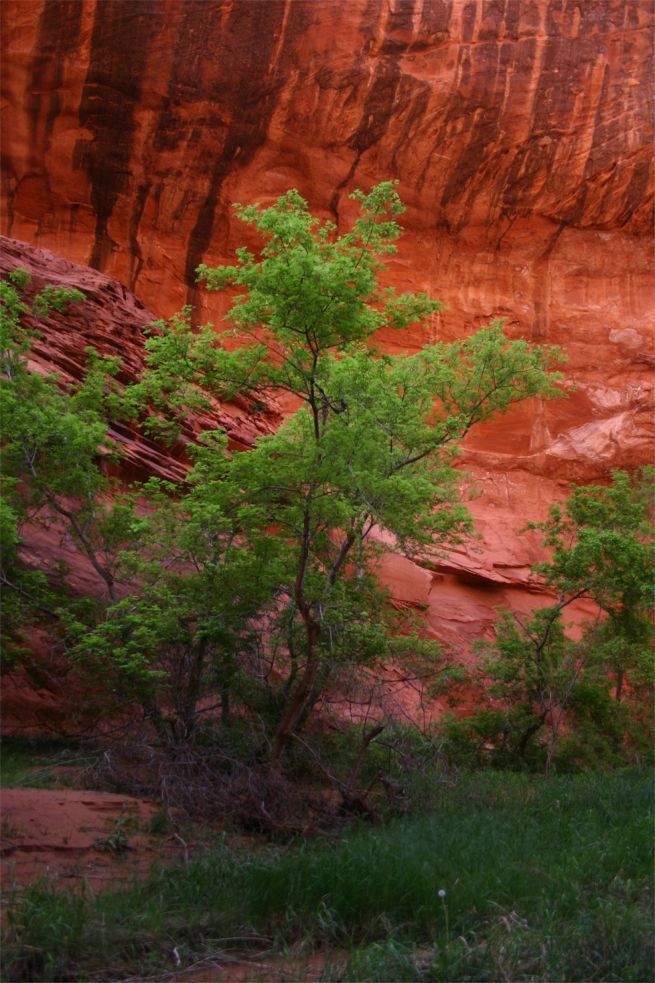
[271,620,321,766]
[176,641,207,739]
[517,710,548,760]
[221,686,231,726]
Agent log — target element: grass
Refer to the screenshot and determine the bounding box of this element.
[0,736,92,788]
[2,769,652,981]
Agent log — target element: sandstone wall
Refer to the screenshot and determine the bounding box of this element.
[3,2,652,307]
[1,0,653,653]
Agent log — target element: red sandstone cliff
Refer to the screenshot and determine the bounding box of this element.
[1,0,653,657]
[2,1,652,312]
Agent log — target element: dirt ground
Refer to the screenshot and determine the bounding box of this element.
[1,787,184,891]
[179,953,341,982]
[0,788,343,981]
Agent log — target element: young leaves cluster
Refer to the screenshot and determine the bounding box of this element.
[443,470,654,771]
[534,468,654,700]
[1,183,567,760]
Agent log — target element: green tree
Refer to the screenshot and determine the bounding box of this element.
[1,272,104,668]
[0,271,157,721]
[133,182,564,762]
[534,469,654,702]
[67,467,282,740]
[0,272,278,737]
[447,606,611,772]
[0,271,141,607]
[442,470,654,772]
[1,184,565,768]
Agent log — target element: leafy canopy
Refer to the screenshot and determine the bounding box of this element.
[442,469,654,771]
[1,184,566,760]
[131,182,564,757]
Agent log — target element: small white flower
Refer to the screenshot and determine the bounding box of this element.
[438,888,447,898]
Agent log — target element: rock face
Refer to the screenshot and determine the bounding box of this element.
[2,1,652,307]
[0,236,282,478]
[1,0,653,656]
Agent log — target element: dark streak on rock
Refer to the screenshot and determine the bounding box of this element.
[181,0,294,307]
[419,0,453,37]
[78,0,164,271]
[617,158,652,228]
[461,2,477,45]
[129,182,151,292]
[30,1,83,156]
[391,77,431,177]
[532,220,565,341]
[349,60,401,156]
[6,1,84,235]
[331,15,404,219]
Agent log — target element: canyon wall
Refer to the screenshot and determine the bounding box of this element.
[3,2,652,321]
[1,0,653,664]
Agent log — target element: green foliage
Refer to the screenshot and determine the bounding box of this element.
[1,276,88,663]
[0,737,85,789]
[0,185,564,761]
[0,273,140,597]
[535,469,653,610]
[0,494,50,671]
[133,183,563,758]
[196,183,435,361]
[442,470,654,772]
[0,272,151,689]
[3,770,652,981]
[534,468,654,701]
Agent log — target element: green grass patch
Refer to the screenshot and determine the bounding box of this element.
[0,737,91,788]
[2,769,652,981]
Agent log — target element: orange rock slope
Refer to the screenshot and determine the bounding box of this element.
[1,0,653,655]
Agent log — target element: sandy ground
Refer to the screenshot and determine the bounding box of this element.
[1,787,183,890]
[178,953,341,982]
[0,788,344,981]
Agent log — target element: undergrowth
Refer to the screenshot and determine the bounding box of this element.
[2,769,652,981]
[0,737,89,789]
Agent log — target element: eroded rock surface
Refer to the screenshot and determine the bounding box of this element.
[1,0,653,684]
[2,1,651,471]
[1,788,181,888]
[0,236,282,480]
[2,1,652,312]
